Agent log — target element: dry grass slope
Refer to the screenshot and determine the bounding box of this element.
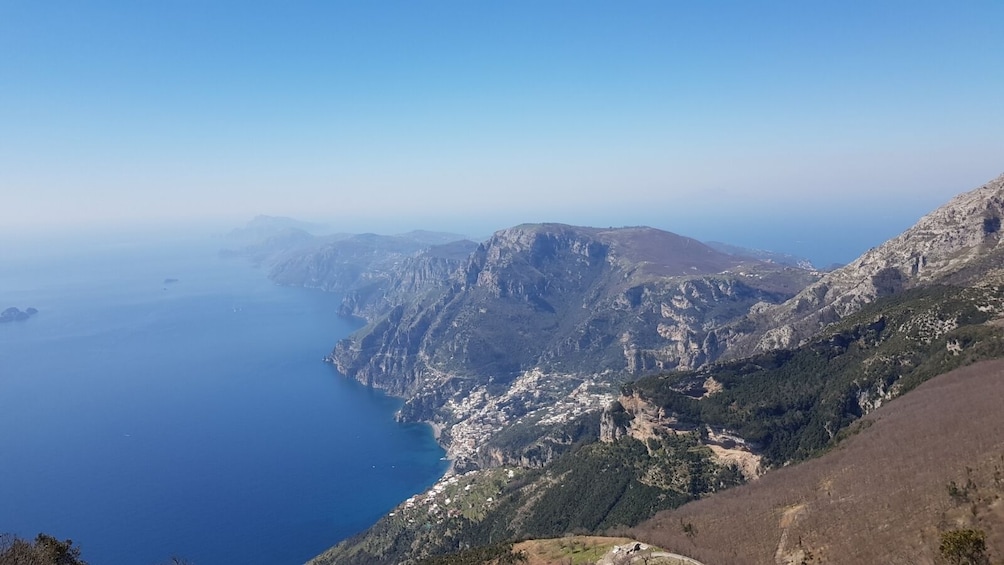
[630,359,1004,565]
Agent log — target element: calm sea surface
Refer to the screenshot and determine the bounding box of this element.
[0,236,447,565]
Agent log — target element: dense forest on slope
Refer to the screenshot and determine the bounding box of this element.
[413,543,528,565]
[310,432,741,565]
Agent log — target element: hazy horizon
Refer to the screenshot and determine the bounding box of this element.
[2,2,1002,249]
[0,203,945,269]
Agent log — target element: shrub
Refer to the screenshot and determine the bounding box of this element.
[939,528,988,565]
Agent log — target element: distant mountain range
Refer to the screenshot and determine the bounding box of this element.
[703,240,817,270]
[222,214,332,244]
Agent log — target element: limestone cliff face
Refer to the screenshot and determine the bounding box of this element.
[331,224,814,427]
[459,224,608,299]
[730,173,1004,357]
[618,277,776,373]
[600,394,672,443]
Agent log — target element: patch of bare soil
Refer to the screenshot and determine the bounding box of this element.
[514,537,635,565]
[514,536,702,565]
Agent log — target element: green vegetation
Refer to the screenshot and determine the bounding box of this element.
[937,461,1004,565]
[450,435,740,553]
[482,410,601,468]
[0,534,197,565]
[515,438,698,536]
[534,538,614,564]
[939,529,989,565]
[627,284,1004,465]
[315,433,740,564]
[414,543,527,565]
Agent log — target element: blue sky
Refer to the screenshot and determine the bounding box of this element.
[2,2,1002,262]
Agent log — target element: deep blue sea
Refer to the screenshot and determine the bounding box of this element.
[0,235,447,565]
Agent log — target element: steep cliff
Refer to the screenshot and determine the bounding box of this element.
[730,173,1004,356]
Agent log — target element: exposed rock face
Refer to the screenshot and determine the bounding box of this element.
[332,225,811,391]
[601,394,763,481]
[729,173,1004,357]
[600,394,676,444]
[599,401,632,443]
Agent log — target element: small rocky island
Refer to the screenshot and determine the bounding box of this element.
[1,307,38,323]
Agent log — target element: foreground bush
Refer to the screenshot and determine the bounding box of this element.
[0,533,87,565]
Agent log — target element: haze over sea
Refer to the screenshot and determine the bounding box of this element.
[0,233,448,565]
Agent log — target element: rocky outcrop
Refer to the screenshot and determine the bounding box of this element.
[728,173,1004,357]
[1,307,37,323]
[602,393,763,481]
[599,401,633,442]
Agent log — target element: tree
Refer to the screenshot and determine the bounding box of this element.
[939,528,988,565]
[0,533,87,565]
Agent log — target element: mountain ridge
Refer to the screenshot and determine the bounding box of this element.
[730,172,1004,357]
[326,223,816,468]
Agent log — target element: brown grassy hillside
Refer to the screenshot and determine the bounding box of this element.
[629,359,1004,565]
